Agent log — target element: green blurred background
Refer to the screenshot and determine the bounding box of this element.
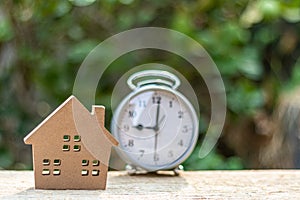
[1,0,300,170]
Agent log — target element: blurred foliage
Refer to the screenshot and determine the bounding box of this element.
[0,0,300,170]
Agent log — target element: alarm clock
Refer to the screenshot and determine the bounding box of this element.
[111,70,199,174]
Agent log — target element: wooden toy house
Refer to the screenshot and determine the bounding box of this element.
[24,96,118,190]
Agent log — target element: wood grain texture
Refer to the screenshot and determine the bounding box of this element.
[0,170,299,199]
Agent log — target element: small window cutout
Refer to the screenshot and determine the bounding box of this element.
[73,145,81,152]
[53,159,61,166]
[43,159,50,165]
[63,135,70,142]
[42,169,50,175]
[92,170,99,176]
[82,160,89,166]
[74,135,81,142]
[53,169,60,175]
[63,145,70,151]
[81,169,88,176]
[92,160,99,166]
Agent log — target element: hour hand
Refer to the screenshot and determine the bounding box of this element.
[133,124,156,131]
[145,115,166,131]
[144,126,155,130]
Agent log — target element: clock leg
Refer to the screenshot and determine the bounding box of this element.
[173,165,184,176]
[125,164,138,175]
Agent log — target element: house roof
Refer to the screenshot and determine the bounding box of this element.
[24,95,118,164]
[24,95,76,144]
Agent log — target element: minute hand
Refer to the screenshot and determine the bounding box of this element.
[153,103,160,162]
[154,103,160,131]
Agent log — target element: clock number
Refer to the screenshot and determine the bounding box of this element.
[178,139,183,146]
[139,100,146,108]
[169,100,173,108]
[168,150,173,158]
[178,111,184,119]
[152,96,161,104]
[128,139,134,147]
[139,150,145,158]
[128,110,136,118]
[182,125,188,133]
[123,124,129,132]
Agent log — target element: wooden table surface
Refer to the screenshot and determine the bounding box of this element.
[0,170,299,199]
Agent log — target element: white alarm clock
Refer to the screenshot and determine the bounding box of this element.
[111,70,199,174]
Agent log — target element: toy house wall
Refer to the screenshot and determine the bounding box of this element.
[31,102,110,190]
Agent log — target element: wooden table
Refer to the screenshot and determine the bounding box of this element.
[0,170,299,199]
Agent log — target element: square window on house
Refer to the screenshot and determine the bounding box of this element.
[63,145,70,151]
[42,169,50,175]
[53,169,60,175]
[92,160,99,166]
[81,169,88,176]
[82,160,89,166]
[53,159,61,166]
[63,135,70,142]
[73,145,81,152]
[43,159,50,165]
[92,170,99,176]
[74,135,81,142]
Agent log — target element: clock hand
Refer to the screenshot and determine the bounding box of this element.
[134,120,165,130]
[154,102,160,130]
[154,103,160,162]
[145,126,155,129]
[133,123,163,131]
[145,115,166,130]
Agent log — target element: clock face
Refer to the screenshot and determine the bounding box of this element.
[112,86,199,171]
